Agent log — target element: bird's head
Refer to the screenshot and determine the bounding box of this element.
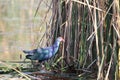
[57,37,65,42]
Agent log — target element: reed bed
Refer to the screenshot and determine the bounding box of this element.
[0,0,119,80]
[41,0,120,79]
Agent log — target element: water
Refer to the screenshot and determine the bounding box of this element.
[0,0,51,61]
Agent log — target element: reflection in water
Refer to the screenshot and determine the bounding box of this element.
[0,0,51,61]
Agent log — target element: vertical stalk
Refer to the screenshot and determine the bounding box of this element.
[114,0,120,79]
[92,0,101,79]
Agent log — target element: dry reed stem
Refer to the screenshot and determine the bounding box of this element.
[105,35,116,80]
[87,1,114,41]
[113,0,120,79]
[72,0,118,18]
[97,1,115,79]
[0,61,31,80]
[34,0,44,17]
[92,1,101,79]
[49,0,119,79]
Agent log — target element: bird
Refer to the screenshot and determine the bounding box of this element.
[23,37,65,62]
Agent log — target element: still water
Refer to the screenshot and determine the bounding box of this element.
[0,0,51,61]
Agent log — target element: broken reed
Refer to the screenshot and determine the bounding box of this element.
[48,0,120,80]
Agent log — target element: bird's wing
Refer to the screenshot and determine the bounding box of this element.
[23,49,37,55]
[23,46,54,61]
[35,46,53,61]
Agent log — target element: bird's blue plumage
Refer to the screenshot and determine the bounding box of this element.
[23,37,64,62]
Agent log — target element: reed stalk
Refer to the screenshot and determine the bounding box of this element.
[45,0,120,79]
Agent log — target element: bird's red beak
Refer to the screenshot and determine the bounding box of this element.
[59,37,65,42]
[61,38,65,42]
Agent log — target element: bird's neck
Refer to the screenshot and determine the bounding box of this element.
[52,40,61,54]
